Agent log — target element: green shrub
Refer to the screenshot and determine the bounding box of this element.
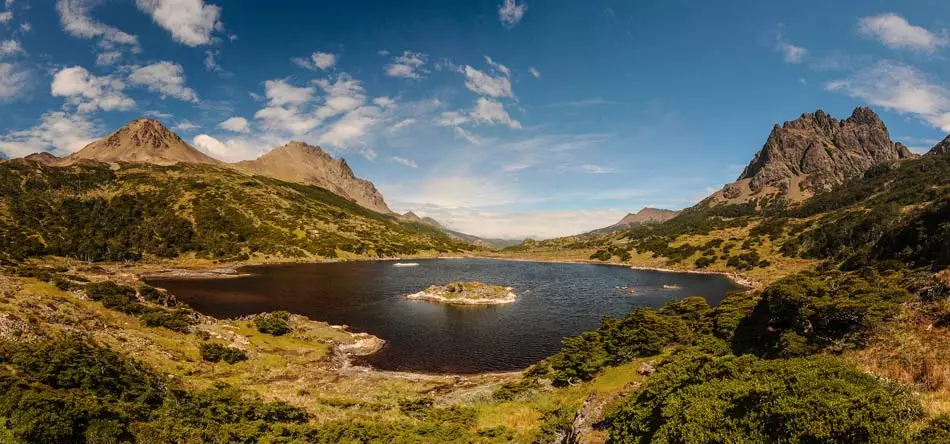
[198,343,248,364]
[254,311,292,336]
[84,282,143,314]
[606,353,923,444]
[140,308,197,333]
[916,415,950,444]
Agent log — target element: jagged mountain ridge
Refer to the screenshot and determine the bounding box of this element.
[928,134,950,156]
[26,119,392,215]
[235,141,391,214]
[711,107,914,205]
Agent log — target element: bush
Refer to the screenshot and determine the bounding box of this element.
[84,282,143,314]
[606,353,923,443]
[198,343,248,364]
[254,311,292,336]
[139,284,179,306]
[140,308,197,333]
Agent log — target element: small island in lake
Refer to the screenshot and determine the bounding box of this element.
[407,281,517,305]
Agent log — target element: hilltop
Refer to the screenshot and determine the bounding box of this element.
[63,118,221,166]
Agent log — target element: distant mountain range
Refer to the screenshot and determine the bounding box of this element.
[586,208,680,234]
[400,211,522,249]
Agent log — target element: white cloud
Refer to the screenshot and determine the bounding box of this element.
[314,74,366,119]
[417,206,626,239]
[390,156,418,168]
[0,11,11,24]
[317,105,383,149]
[128,61,198,102]
[438,111,470,127]
[135,0,222,46]
[254,105,319,135]
[56,0,140,51]
[0,40,22,57]
[373,96,395,108]
[0,111,99,158]
[498,0,527,28]
[51,66,135,112]
[580,164,614,174]
[777,41,806,64]
[0,63,27,100]
[463,64,514,98]
[390,118,416,131]
[470,97,521,128]
[19,22,30,32]
[827,60,950,131]
[528,67,541,78]
[175,120,199,131]
[204,49,221,72]
[263,79,314,107]
[95,51,122,66]
[858,13,947,52]
[219,116,249,133]
[292,51,337,70]
[385,50,428,79]
[454,126,483,145]
[192,134,266,162]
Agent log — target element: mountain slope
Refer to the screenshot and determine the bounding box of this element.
[63,119,221,166]
[613,208,680,226]
[710,107,913,206]
[0,161,466,262]
[928,134,950,156]
[235,141,391,214]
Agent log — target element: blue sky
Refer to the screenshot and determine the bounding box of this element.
[1,0,950,238]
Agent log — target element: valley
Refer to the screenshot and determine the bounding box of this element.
[2,107,950,443]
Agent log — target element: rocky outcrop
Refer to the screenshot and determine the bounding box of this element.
[407,281,517,305]
[613,208,680,227]
[63,119,221,166]
[713,107,913,205]
[236,141,392,214]
[928,134,950,156]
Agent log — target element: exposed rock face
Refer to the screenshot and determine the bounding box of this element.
[64,119,220,166]
[928,134,950,156]
[613,208,680,227]
[236,141,392,214]
[714,107,913,204]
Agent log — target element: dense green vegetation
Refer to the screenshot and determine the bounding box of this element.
[606,353,922,443]
[0,161,468,264]
[254,311,293,336]
[199,343,249,364]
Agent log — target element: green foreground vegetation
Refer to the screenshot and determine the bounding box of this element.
[1,154,950,442]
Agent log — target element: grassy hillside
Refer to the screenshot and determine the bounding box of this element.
[0,160,469,264]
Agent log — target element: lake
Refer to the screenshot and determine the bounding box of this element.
[146,258,746,373]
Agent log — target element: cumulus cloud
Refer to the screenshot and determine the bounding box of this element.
[498,0,527,28]
[314,74,366,119]
[0,11,10,24]
[0,40,23,57]
[462,61,514,98]
[317,105,383,150]
[292,51,337,70]
[263,79,314,107]
[0,63,27,100]
[254,105,319,135]
[827,60,950,131]
[128,61,198,102]
[56,0,141,51]
[192,133,267,162]
[0,111,99,158]
[858,13,947,52]
[390,156,418,168]
[135,0,222,46]
[470,97,521,128]
[51,66,135,112]
[385,51,428,79]
[219,116,249,133]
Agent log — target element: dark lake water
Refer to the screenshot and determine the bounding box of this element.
[146,258,745,373]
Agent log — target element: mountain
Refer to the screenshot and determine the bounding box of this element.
[236,141,391,214]
[928,134,950,156]
[0,160,466,263]
[710,107,913,205]
[23,152,59,166]
[400,211,520,248]
[613,208,679,226]
[63,119,221,166]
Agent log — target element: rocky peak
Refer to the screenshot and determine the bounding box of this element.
[237,141,392,214]
[722,107,911,204]
[23,152,59,165]
[64,118,220,166]
[928,134,950,156]
[613,207,679,226]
